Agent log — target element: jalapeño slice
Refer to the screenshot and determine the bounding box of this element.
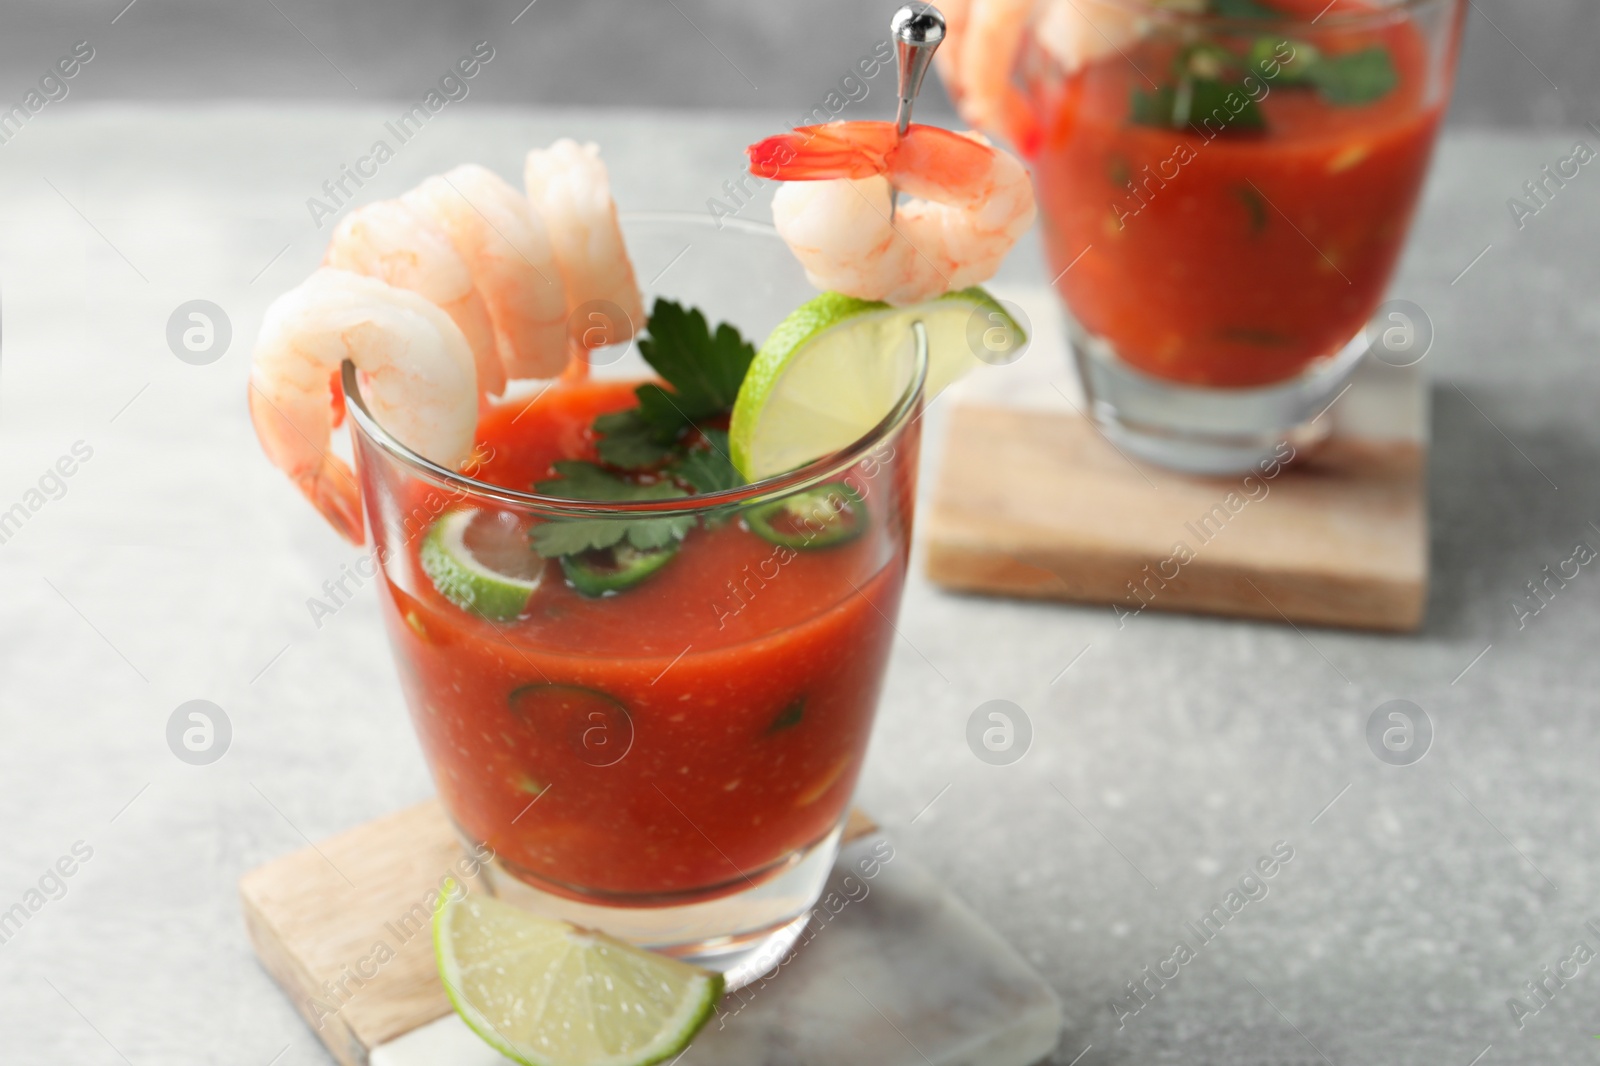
[745,483,867,550]
[559,542,679,596]
[768,697,805,734]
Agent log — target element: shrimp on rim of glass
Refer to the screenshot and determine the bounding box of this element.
[403,164,572,381]
[525,139,646,362]
[747,120,1036,305]
[247,268,479,544]
[249,140,646,543]
[323,198,506,401]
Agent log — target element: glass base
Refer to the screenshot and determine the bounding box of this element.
[461,818,844,991]
[1068,323,1367,476]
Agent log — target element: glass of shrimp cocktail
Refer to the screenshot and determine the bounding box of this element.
[341,211,926,980]
[942,0,1463,472]
[248,76,1031,997]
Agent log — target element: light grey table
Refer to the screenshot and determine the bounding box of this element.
[0,105,1596,1066]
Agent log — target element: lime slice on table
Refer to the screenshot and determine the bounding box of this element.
[420,509,544,621]
[728,286,1024,480]
[435,886,723,1066]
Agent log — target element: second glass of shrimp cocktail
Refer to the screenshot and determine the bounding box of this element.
[245,16,1033,988]
[943,0,1464,472]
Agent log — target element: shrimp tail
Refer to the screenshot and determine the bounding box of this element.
[748,122,899,181]
[248,374,366,546]
[749,123,993,188]
[297,458,365,545]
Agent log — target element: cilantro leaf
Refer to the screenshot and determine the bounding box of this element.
[1209,0,1279,17]
[531,518,637,557]
[638,299,756,421]
[621,516,690,551]
[1307,46,1397,106]
[534,460,645,500]
[531,514,693,557]
[672,443,742,495]
[534,301,759,554]
[1131,78,1264,133]
[594,408,677,469]
[1136,33,1394,137]
[634,383,699,436]
[701,428,733,461]
[1130,85,1172,128]
[1246,37,1395,106]
[530,461,694,558]
[610,300,756,448]
[590,301,759,466]
[1247,38,1319,84]
[1187,80,1265,131]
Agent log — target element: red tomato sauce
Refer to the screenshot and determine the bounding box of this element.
[1027,9,1446,387]
[374,379,914,900]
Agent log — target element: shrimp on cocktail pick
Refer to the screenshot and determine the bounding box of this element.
[323,199,507,400]
[403,165,571,381]
[524,140,645,361]
[248,268,478,544]
[748,120,1035,306]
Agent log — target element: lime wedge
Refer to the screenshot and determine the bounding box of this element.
[729,287,1023,480]
[420,509,544,621]
[435,886,723,1066]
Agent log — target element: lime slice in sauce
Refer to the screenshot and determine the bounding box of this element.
[420,509,545,621]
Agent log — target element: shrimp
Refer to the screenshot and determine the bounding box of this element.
[323,199,506,399]
[524,140,645,355]
[953,0,1039,153]
[402,165,571,381]
[748,121,1035,306]
[937,0,1164,151]
[1030,0,1158,79]
[248,268,478,544]
[932,0,973,106]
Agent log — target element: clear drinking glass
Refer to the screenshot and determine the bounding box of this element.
[1011,0,1463,472]
[340,214,926,986]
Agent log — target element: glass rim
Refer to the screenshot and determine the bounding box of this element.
[1086,0,1448,30]
[341,310,929,519]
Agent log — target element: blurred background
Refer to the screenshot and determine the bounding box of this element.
[0,0,1584,127]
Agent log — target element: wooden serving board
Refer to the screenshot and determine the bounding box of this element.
[924,287,1429,632]
[239,801,881,1066]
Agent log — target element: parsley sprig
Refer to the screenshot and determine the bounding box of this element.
[530,300,751,559]
[1209,0,1277,17]
[1302,47,1397,106]
[593,299,756,469]
[530,461,694,556]
[1130,8,1398,134]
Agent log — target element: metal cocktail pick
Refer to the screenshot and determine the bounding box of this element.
[888,4,945,221]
